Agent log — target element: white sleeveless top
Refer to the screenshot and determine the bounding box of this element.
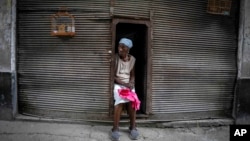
[116,55,136,83]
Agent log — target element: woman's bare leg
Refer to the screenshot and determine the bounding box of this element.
[113,103,124,130]
[127,102,136,129]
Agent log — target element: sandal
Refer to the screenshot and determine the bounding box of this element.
[129,127,139,140]
[110,129,120,141]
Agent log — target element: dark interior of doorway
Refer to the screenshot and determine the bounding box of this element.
[115,23,147,114]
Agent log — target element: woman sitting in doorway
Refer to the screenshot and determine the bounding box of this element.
[110,38,140,141]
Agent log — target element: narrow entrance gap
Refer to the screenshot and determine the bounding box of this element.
[115,23,147,114]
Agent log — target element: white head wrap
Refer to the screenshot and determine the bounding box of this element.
[119,38,133,49]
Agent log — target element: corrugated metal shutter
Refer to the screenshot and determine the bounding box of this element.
[17,0,111,119]
[113,0,237,120]
[113,0,151,19]
[151,0,237,117]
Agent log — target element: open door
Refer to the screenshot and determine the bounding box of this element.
[110,19,152,116]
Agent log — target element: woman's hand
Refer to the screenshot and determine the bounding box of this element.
[115,77,134,89]
[123,82,134,89]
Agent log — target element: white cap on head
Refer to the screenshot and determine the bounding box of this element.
[119,38,133,49]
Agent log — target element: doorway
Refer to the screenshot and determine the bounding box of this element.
[112,19,151,115]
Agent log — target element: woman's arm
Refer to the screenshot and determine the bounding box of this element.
[129,66,135,89]
[114,77,125,85]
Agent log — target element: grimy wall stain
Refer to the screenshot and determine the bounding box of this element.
[0,0,11,72]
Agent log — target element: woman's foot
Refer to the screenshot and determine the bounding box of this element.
[129,127,139,140]
[110,129,120,141]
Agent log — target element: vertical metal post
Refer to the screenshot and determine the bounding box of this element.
[11,0,17,118]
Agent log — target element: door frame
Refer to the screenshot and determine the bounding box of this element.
[109,18,152,116]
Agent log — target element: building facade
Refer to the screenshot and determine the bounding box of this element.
[0,0,249,124]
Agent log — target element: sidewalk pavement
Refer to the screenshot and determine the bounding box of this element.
[0,119,230,141]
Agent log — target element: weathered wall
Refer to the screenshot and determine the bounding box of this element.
[241,1,250,76]
[0,0,13,120]
[0,0,249,122]
[0,0,11,72]
[235,0,250,124]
